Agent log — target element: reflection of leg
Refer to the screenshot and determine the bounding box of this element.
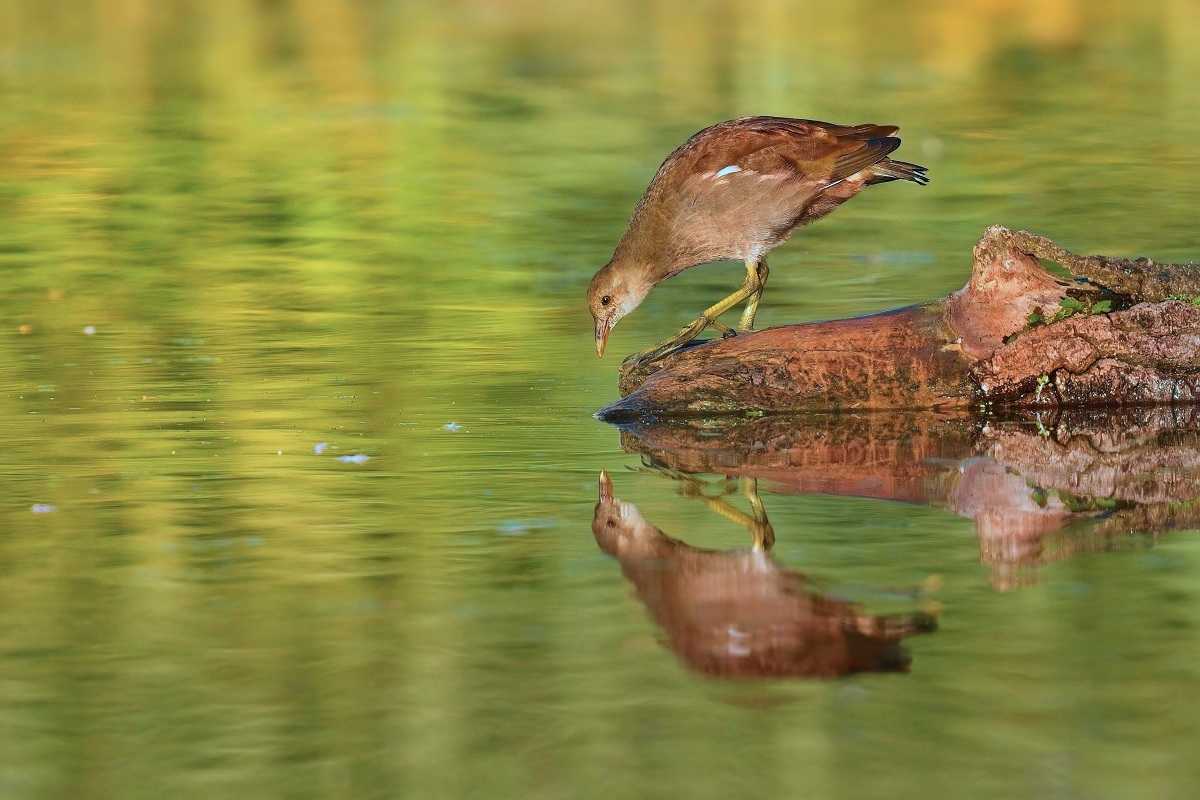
[626,259,765,366]
[696,487,774,550]
[641,464,776,551]
[741,478,774,551]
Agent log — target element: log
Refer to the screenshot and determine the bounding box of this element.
[602,226,1200,419]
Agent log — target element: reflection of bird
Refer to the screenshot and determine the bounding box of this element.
[592,471,935,679]
[587,117,928,364]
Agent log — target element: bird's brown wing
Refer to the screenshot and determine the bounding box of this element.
[674,117,902,187]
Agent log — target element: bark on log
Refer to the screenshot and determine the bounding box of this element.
[603,226,1200,419]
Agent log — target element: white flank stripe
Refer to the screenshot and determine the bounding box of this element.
[715,165,741,178]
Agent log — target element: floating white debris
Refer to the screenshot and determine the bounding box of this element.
[82,325,95,335]
[31,504,56,513]
[497,519,557,536]
[443,422,462,431]
[314,442,328,454]
[338,454,370,463]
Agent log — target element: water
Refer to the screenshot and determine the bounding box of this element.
[3,2,1200,797]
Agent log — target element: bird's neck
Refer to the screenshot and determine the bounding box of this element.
[602,252,657,308]
[611,214,688,283]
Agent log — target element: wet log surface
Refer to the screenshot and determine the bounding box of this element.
[604,226,1200,419]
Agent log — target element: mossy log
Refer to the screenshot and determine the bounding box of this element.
[602,226,1200,419]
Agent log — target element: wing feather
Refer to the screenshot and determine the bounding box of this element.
[672,118,905,187]
[828,136,902,185]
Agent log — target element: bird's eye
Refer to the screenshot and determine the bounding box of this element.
[601,295,611,306]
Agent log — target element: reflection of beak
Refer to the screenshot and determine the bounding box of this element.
[595,318,611,358]
[599,470,613,501]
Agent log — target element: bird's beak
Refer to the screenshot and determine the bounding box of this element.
[599,470,613,501]
[595,318,612,358]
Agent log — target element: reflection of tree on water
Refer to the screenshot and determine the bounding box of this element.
[611,407,1200,591]
[592,471,937,679]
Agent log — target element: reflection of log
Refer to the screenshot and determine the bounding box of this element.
[605,226,1200,418]
[592,472,936,679]
[619,412,971,504]
[612,407,1200,591]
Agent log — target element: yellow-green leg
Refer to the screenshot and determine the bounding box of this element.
[691,477,774,552]
[741,478,772,550]
[737,259,769,332]
[625,258,768,366]
[646,466,775,551]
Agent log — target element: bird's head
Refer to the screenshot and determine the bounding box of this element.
[592,470,652,556]
[587,262,651,358]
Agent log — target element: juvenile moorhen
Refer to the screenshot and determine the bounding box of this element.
[587,116,928,364]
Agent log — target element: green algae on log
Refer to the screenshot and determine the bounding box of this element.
[603,226,1200,419]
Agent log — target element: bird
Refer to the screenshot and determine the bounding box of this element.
[587,116,928,365]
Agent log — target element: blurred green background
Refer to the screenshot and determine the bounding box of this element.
[3,1,1200,798]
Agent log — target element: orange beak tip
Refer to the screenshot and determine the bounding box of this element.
[595,326,610,358]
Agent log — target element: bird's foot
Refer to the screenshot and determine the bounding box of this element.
[622,338,700,368]
[711,320,739,339]
[622,312,719,366]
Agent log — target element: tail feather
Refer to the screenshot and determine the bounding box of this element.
[870,158,929,186]
[843,123,900,139]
